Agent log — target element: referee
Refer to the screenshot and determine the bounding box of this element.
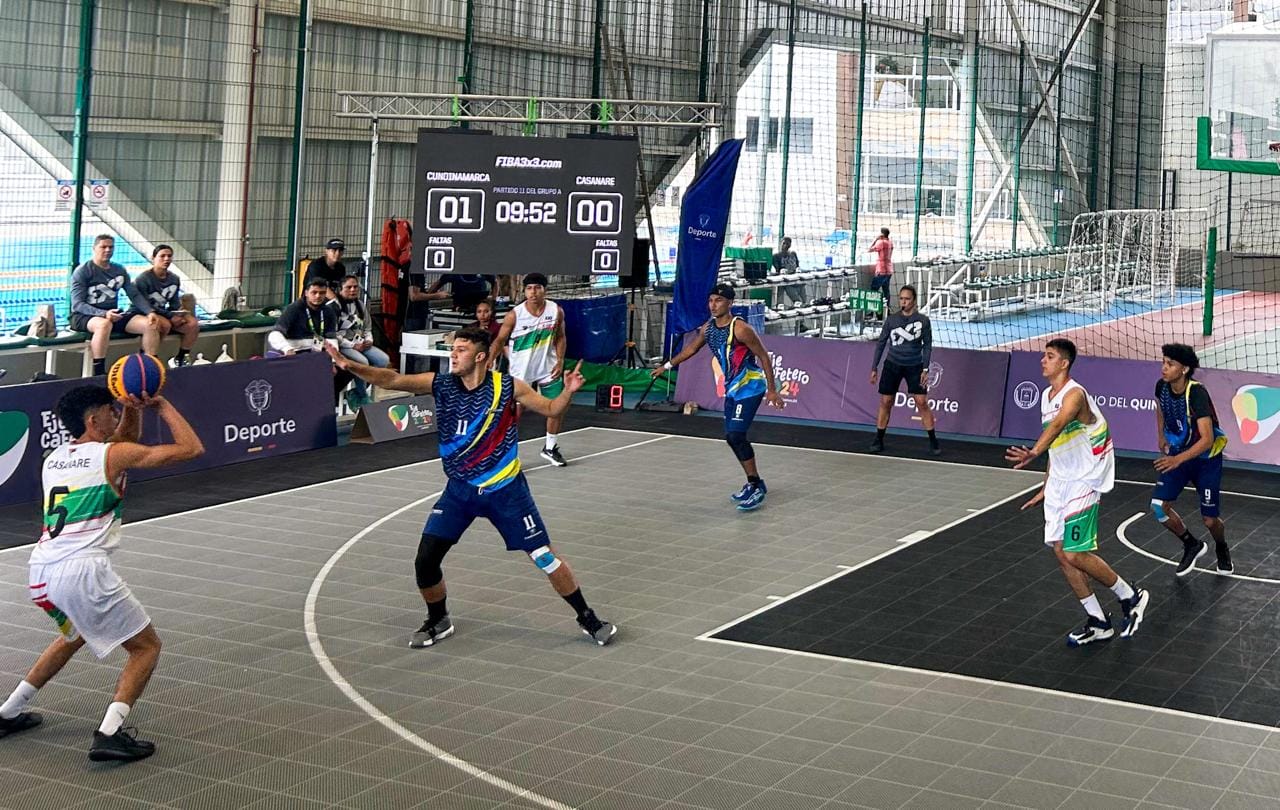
[869,285,941,456]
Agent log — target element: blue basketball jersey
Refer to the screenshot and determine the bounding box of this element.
[433,371,521,490]
[705,317,766,399]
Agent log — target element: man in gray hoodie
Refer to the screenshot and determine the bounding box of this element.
[70,235,162,376]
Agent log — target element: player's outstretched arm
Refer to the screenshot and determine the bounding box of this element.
[325,344,433,394]
[651,329,706,378]
[514,361,584,417]
[106,396,205,476]
[1005,388,1085,469]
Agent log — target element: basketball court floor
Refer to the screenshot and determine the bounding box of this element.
[2,422,1279,809]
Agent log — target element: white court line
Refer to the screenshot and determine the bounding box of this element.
[303,434,669,810]
[695,481,1043,641]
[0,426,619,557]
[1116,512,1280,585]
[896,530,932,544]
[587,425,1280,503]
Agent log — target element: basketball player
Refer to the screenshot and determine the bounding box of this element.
[491,273,569,466]
[1151,343,1232,576]
[326,330,617,648]
[1006,338,1150,646]
[869,285,941,456]
[654,283,785,512]
[0,387,204,760]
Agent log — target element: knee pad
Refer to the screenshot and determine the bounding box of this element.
[1150,499,1170,523]
[414,533,455,589]
[725,432,754,462]
[528,545,561,575]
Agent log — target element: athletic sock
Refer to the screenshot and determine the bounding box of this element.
[426,597,448,622]
[98,701,130,736]
[927,429,939,446]
[0,681,37,719]
[1110,577,1135,602]
[1079,594,1105,621]
[562,588,590,619]
[875,428,886,441]
[175,348,190,365]
[545,434,558,451]
[747,475,762,485]
[1178,530,1198,546]
[92,358,106,376]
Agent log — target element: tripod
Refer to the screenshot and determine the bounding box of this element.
[609,285,648,369]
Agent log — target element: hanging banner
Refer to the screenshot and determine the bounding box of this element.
[670,139,744,341]
[674,334,1007,437]
[0,353,337,508]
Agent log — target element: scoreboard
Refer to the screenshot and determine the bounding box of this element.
[410,130,638,278]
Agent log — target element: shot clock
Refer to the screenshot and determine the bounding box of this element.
[411,130,638,277]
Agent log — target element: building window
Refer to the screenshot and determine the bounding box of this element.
[744,117,814,153]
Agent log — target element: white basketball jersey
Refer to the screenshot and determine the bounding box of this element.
[506,300,561,385]
[1042,379,1114,492]
[29,442,126,566]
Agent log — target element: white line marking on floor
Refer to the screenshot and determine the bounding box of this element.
[304,434,668,810]
[1116,512,1280,585]
[896,530,933,544]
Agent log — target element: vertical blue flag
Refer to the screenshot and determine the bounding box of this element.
[671,139,743,338]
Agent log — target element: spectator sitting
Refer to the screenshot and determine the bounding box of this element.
[772,236,806,307]
[412,273,494,315]
[134,244,200,367]
[267,278,352,404]
[328,275,389,409]
[469,298,502,339]
[70,234,164,377]
[303,238,346,299]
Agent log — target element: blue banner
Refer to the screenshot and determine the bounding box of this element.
[670,139,744,344]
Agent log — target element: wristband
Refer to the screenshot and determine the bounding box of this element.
[662,361,673,371]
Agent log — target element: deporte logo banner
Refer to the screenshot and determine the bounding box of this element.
[0,353,337,507]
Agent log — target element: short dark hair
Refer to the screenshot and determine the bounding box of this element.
[454,327,492,355]
[340,275,361,286]
[152,244,172,258]
[306,277,330,290]
[523,272,549,289]
[94,234,114,246]
[1162,343,1200,376]
[899,284,917,301]
[1046,337,1078,368]
[56,385,115,439]
[880,227,890,236]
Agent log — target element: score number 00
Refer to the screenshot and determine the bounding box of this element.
[567,192,623,235]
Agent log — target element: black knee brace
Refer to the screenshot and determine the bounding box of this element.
[414,533,456,589]
[725,431,754,462]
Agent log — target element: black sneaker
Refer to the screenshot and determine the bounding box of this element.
[1119,588,1150,639]
[410,614,455,649]
[0,711,42,739]
[1175,540,1208,577]
[1215,541,1234,574]
[540,446,568,467]
[89,727,156,762]
[577,609,617,646]
[868,437,884,454]
[928,442,941,457]
[1066,614,1115,647]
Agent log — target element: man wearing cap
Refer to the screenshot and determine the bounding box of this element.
[651,283,785,511]
[303,238,347,299]
[492,274,570,466]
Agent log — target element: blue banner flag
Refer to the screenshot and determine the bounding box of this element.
[670,139,743,341]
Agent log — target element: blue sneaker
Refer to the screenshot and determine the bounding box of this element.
[737,484,766,512]
[730,480,767,502]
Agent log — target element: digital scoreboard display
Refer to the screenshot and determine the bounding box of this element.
[410,130,638,278]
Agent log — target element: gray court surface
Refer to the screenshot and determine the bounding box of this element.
[2,427,1278,809]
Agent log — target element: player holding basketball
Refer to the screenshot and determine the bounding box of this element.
[653,283,785,512]
[0,387,204,761]
[1006,338,1150,646]
[326,329,617,648]
[1151,343,1232,576]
